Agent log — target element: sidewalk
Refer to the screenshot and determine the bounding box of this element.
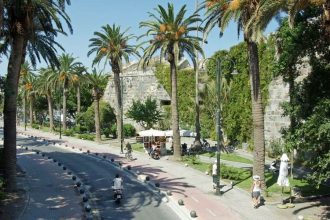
[18,127,328,220]
[16,148,83,220]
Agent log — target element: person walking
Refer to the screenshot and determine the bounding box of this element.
[251,175,262,208]
[212,160,218,189]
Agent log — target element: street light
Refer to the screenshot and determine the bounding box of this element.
[202,57,238,194]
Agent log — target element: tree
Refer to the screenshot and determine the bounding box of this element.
[35,68,56,132]
[126,97,162,129]
[139,3,203,160]
[1,0,72,191]
[88,24,139,153]
[204,0,266,184]
[84,68,107,142]
[48,54,82,131]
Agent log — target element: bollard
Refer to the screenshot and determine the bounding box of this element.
[79,188,85,194]
[178,199,184,206]
[155,183,160,187]
[190,210,197,218]
[63,166,67,170]
[72,176,76,181]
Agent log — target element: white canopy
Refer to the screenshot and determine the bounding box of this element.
[165,129,196,137]
[138,129,166,137]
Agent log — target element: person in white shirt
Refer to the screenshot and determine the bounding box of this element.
[113,174,123,190]
[212,160,218,189]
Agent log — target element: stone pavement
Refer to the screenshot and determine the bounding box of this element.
[16,148,83,220]
[18,127,328,220]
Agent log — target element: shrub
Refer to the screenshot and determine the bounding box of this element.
[124,124,136,137]
[110,124,117,138]
[78,134,95,141]
[220,164,252,181]
[31,123,40,129]
[267,139,283,158]
[63,129,75,137]
[102,127,110,138]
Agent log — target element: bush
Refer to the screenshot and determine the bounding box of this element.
[78,134,95,141]
[124,124,136,137]
[102,128,110,138]
[74,124,88,134]
[31,123,40,129]
[110,124,117,138]
[63,129,75,137]
[220,164,252,181]
[267,139,283,158]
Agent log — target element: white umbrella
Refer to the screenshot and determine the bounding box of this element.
[277,153,290,187]
[138,129,166,137]
[165,129,196,137]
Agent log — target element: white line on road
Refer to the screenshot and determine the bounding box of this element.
[191,196,199,203]
[206,208,216,217]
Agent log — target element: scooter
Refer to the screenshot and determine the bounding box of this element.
[113,188,123,204]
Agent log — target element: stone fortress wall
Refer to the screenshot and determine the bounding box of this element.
[102,58,309,144]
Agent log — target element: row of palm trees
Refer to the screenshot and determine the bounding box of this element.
[1,0,329,192]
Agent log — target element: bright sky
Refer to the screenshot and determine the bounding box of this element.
[0,0,278,74]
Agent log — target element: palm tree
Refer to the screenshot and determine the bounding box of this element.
[49,54,82,131]
[25,71,36,127]
[84,68,107,142]
[35,68,56,132]
[1,0,72,191]
[203,0,266,183]
[19,62,34,130]
[139,3,204,160]
[88,24,139,153]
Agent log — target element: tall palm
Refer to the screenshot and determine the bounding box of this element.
[35,68,55,132]
[139,3,204,160]
[19,62,34,130]
[204,0,266,183]
[25,71,36,127]
[1,0,71,191]
[88,24,139,153]
[49,54,82,131]
[84,68,107,142]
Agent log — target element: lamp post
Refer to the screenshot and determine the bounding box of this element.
[202,57,237,194]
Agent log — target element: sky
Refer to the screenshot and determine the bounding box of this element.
[0,0,279,74]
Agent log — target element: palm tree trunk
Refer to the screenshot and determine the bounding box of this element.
[23,94,27,131]
[93,89,101,142]
[170,60,181,160]
[194,65,202,149]
[3,33,26,191]
[112,62,123,153]
[62,86,68,131]
[0,1,3,37]
[247,40,265,187]
[47,91,54,132]
[29,96,33,127]
[76,85,81,114]
[324,1,330,37]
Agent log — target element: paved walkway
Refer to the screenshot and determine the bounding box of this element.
[16,148,83,220]
[18,127,328,220]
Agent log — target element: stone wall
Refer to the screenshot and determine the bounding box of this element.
[264,76,290,147]
[102,64,170,131]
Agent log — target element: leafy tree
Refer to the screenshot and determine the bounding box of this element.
[139,3,203,160]
[88,24,139,153]
[126,97,162,129]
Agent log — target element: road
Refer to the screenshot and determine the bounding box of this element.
[16,135,180,220]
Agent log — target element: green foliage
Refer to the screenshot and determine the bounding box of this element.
[266,139,283,159]
[78,133,95,141]
[63,128,75,137]
[220,164,252,182]
[126,97,162,129]
[123,124,136,137]
[110,124,117,138]
[76,101,116,133]
[31,124,40,129]
[278,10,330,187]
[155,64,196,131]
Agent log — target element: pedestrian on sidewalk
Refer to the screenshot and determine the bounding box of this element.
[251,175,262,208]
[212,160,218,189]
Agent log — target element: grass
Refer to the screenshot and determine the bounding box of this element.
[180,156,330,199]
[202,152,253,164]
[131,143,146,153]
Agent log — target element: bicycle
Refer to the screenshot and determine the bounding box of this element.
[125,150,133,160]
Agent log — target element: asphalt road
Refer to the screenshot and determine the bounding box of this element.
[16,135,180,220]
